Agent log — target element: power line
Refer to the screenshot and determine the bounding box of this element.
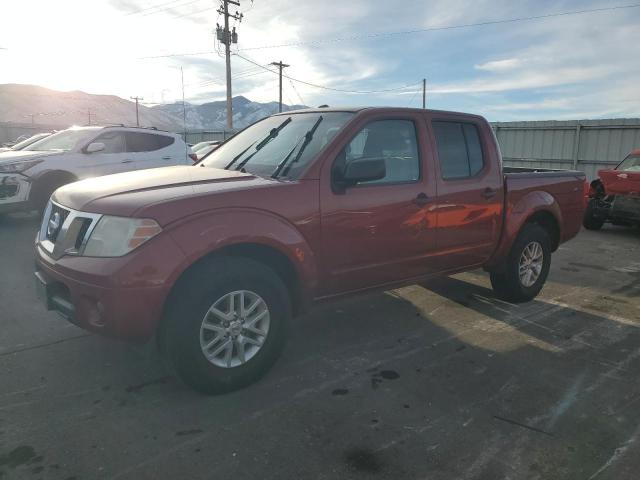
[235,53,421,94]
[138,3,640,59]
[124,0,190,16]
[171,4,217,20]
[288,78,305,106]
[238,3,640,51]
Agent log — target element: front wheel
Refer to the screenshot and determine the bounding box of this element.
[583,200,605,230]
[490,223,551,303]
[163,257,291,394]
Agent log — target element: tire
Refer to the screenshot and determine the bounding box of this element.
[490,223,552,303]
[163,256,291,394]
[583,200,605,230]
[32,181,66,215]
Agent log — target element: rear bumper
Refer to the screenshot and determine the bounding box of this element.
[34,235,186,343]
[589,195,640,223]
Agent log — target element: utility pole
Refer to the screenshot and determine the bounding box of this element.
[181,67,187,141]
[87,108,96,125]
[422,78,426,109]
[270,61,290,113]
[130,96,144,126]
[216,0,242,130]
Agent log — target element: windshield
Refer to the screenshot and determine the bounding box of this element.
[11,133,50,150]
[24,129,93,152]
[200,112,354,179]
[617,154,640,172]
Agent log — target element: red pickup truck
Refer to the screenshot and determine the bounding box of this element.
[34,107,585,393]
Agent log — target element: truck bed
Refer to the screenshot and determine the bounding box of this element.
[501,166,586,248]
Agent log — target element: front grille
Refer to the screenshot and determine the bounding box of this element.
[46,204,70,243]
[74,218,93,250]
[39,201,102,259]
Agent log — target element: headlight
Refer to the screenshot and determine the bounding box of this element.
[0,159,43,173]
[83,216,162,257]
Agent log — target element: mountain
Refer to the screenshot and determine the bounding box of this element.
[152,96,307,130]
[0,84,307,132]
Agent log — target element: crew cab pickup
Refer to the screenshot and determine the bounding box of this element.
[583,150,640,229]
[34,107,585,393]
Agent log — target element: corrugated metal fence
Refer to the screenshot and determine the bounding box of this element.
[491,118,640,180]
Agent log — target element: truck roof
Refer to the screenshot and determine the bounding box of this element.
[276,106,486,120]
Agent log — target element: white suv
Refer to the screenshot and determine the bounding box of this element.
[0,126,195,214]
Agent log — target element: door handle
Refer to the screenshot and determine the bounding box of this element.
[162,156,172,160]
[482,187,498,199]
[413,193,432,206]
[121,160,133,164]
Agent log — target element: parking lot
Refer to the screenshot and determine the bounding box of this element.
[0,213,638,479]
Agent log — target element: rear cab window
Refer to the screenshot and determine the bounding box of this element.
[432,121,485,180]
[125,132,175,152]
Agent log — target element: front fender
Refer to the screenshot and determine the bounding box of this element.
[485,190,562,269]
[164,207,318,295]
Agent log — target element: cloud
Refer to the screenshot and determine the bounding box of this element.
[475,58,522,72]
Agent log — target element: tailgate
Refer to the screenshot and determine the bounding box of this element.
[599,169,640,196]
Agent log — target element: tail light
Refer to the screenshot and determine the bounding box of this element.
[189,153,198,163]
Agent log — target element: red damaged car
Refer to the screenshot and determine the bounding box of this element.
[584,149,640,230]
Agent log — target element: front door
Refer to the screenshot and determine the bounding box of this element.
[320,114,438,296]
[79,131,133,178]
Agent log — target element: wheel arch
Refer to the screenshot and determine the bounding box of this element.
[523,210,560,252]
[172,242,307,316]
[31,170,78,206]
[485,190,563,270]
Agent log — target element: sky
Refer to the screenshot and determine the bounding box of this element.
[0,0,639,121]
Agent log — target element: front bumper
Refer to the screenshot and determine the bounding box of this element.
[34,233,186,343]
[0,173,32,213]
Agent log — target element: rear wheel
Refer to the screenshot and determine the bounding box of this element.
[583,200,605,230]
[163,256,290,394]
[490,223,551,303]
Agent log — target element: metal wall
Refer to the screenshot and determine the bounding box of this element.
[491,118,640,180]
[183,130,235,145]
[1,122,235,148]
[0,122,67,145]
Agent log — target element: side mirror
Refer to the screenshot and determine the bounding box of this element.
[85,142,105,154]
[342,157,386,185]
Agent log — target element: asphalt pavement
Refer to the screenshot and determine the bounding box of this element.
[1,212,639,480]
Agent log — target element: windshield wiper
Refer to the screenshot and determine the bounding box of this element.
[226,117,292,172]
[272,116,323,178]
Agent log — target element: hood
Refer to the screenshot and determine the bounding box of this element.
[0,150,61,165]
[53,165,280,220]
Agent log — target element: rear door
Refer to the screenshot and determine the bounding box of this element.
[319,111,438,295]
[124,132,181,170]
[428,115,504,270]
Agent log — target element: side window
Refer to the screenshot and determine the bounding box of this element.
[336,119,420,185]
[125,132,174,153]
[92,132,125,154]
[432,122,485,179]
